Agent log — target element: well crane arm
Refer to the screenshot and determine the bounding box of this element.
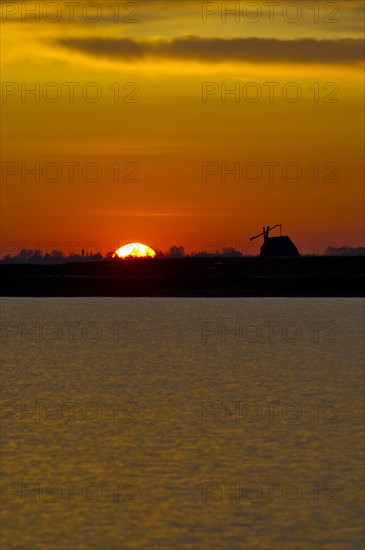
[250,224,282,241]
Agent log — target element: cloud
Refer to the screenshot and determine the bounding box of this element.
[57,35,364,64]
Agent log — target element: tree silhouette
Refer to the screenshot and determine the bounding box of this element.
[167,245,185,258]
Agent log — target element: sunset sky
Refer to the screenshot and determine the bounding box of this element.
[1,0,364,256]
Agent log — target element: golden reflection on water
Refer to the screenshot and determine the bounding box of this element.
[1,298,364,549]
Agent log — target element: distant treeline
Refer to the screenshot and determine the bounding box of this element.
[325,246,365,256]
[1,245,364,263]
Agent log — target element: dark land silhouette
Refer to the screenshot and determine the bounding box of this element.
[1,256,363,297]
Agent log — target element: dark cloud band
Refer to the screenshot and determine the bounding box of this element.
[58,36,364,64]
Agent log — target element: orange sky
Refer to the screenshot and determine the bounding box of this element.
[1,1,364,256]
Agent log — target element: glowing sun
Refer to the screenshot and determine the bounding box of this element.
[113,242,156,259]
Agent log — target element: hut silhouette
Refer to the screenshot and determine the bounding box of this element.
[250,225,300,257]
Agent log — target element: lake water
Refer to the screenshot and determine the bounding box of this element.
[1,298,364,550]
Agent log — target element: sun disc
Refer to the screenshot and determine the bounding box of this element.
[113,242,156,259]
